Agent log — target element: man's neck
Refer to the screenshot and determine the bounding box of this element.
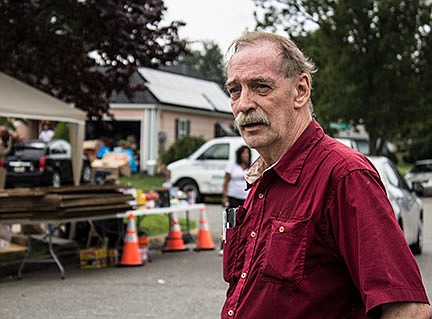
[258,117,312,167]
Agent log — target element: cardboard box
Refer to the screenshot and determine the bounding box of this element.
[83,140,102,163]
[91,152,131,178]
[79,247,107,269]
[107,248,118,266]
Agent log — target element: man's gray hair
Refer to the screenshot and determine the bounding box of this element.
[226,31,317,113]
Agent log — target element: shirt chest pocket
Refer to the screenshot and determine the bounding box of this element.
[261,218,309,287]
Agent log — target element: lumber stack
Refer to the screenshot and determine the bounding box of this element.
[0,185,134,222]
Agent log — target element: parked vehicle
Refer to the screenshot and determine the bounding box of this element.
[404,159,432,197]
[335,137,360,152]
[164,136,258,201]
[1,139,92,188]
[368,156,423,254]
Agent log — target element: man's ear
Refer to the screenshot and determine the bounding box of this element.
[294,73,311,109]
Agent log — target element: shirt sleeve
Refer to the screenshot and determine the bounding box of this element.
[225,162,234,174]
[328,169,429,314]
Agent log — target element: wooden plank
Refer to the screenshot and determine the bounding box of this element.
[0,188,46,198]
[0,212,34,220]
[59,203,132,214]
[57,209,129,219]
[0,206,57,213]
[58,194,134,208]
[0,194,60,212]
[45,184,118,194]
[0,243,27,253]
[55,192,127,200]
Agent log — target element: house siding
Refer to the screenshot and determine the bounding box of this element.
[160,110,234,147]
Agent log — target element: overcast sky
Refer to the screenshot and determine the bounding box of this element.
[163,0,257,55]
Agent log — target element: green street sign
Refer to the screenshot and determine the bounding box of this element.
[329,122,350,130]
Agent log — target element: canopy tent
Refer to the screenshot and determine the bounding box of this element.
[0,72,86,186]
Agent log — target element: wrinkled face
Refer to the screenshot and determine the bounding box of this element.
[226,43,297,151]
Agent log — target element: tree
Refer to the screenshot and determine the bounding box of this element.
[0,0,187,118]
[253,0,432,154]
[180,41,226,88]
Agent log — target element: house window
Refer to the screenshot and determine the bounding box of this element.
[175,118,190,140]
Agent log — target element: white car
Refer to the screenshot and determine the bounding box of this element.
[164,136,258,201]
[404,159,432,197]
[368,156,423,254]
[335,137,360,152]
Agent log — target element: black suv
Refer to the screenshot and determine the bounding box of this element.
[1,139,91,188]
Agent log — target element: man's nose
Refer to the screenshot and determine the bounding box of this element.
[236,88,256,113]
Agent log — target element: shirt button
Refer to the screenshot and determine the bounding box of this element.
[250,231,257,238]
[258,193,264,199]
[279,226,285,233]
[228,310,234,317]
[241,272,247,279]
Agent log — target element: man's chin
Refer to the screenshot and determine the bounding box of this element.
[240,133,265,149]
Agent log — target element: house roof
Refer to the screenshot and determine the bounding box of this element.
[138,67,232,113]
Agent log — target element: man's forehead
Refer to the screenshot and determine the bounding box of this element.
[226,60,285,87]
[226,74,272,86]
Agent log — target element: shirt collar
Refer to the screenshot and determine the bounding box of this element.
[245,119,324,186]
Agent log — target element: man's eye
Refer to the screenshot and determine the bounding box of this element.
[228,87,241,99]
[255,84,271,94]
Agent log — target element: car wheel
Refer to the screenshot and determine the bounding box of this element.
[177,178,202,202]
[52,171,61,188]
[81,163,92,184]
[412,182,424,197]
[410,225,423,255]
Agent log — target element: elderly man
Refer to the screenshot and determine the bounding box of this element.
[222,31,431,319]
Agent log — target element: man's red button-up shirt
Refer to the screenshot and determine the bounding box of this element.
[221,120,428,319]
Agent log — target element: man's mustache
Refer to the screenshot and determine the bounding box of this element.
[234,109,270,130]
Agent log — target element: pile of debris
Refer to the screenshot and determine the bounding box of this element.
[0,184,134,222]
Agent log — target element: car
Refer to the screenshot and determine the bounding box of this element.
[335,137,360,152]
[163,136,259,201]
[0,139,92,188]
[404,159,432,197]
[368,156,423,255]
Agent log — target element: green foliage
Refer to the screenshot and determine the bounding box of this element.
[253,0,432,155]
[160,135,206,165]
[0,1,187,118]
[405,134,432,163]
[137,214,196,236]
[180,41,226,88]
[0,117,18,132]
[53,122,69,141]
[119,173,165,192]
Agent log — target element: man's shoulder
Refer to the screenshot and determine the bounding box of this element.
[314,135,373,175]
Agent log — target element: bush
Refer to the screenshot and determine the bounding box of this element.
[54,122,69,141]
[160,135,205,165]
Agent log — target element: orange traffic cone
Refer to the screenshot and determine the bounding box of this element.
[119,213,143,266]
[194,207,215,251]
[162,211,188,253]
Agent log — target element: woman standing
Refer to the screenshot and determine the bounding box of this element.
[220,145,251,255]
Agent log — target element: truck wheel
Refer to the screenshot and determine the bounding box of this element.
[177,179,202,202]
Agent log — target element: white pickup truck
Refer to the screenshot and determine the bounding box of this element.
[163,136,259,201]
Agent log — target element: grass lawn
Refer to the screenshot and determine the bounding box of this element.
[119,173,166,191]
[119,173,196,236]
